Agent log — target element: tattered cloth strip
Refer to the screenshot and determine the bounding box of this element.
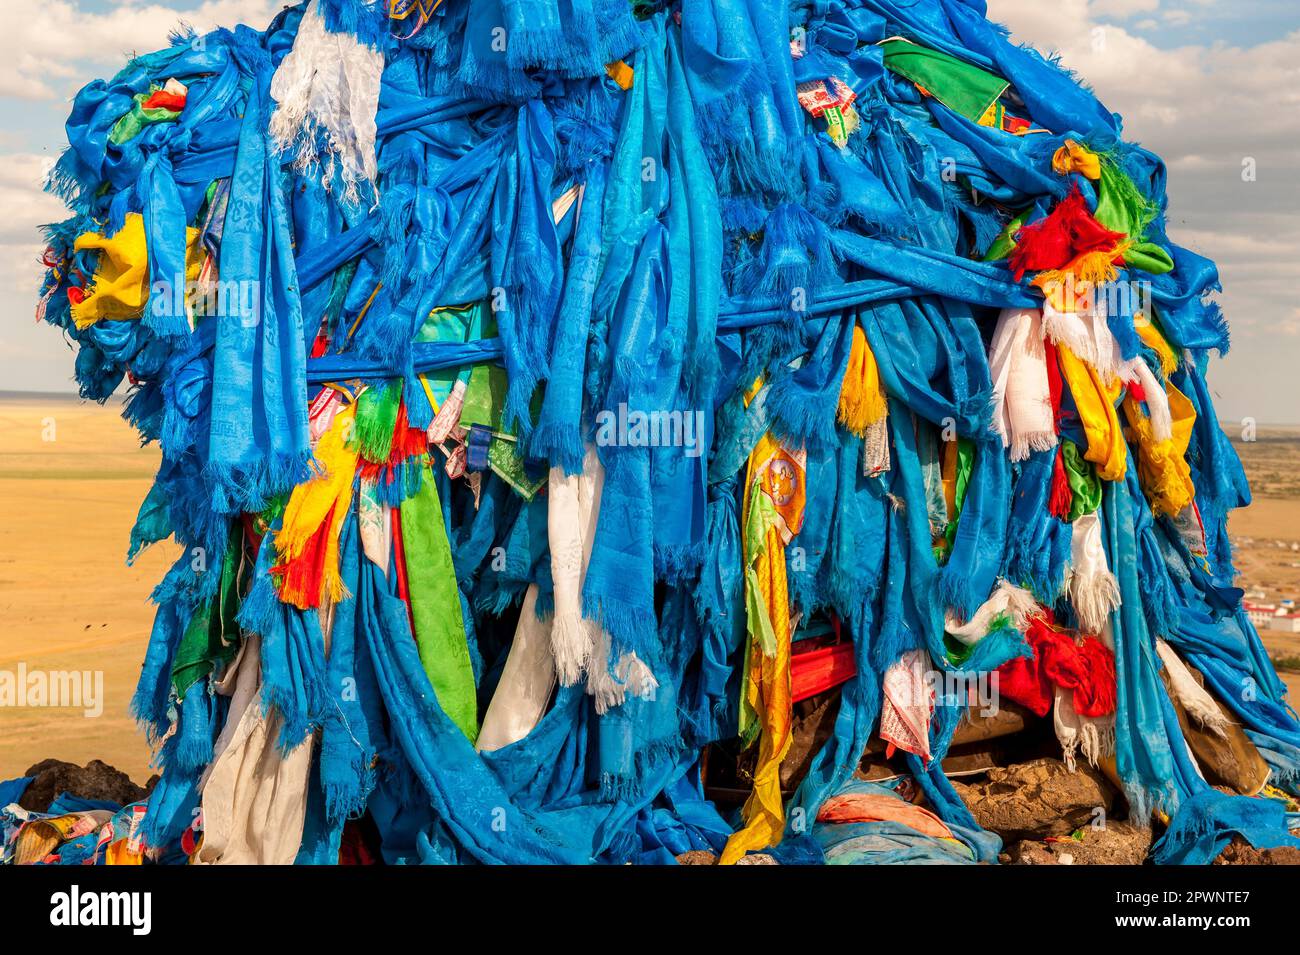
[817,786,956,841]
[476,585,557,753]
[813,780,974,865]
[70,214,200,328]
[1042,296,1122,381]
[944,580,1039,647]
[1067,511,1121,635]
[997,612,1117,721]
[1056,342,1127,481]
[273,402,359,608]
[1008,187,1127,283]
[1155,640,1231,739]
[988,307,1054,461]
[270,0,384,205]
[880,37,1009,124]
[398,463,478,742]
[879,649,933,761]
[837,323,888,438]
[549,447,604,687]
[1122,375,1197,519]
[196,636,314,865]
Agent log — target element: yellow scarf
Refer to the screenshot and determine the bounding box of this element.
[1056,344,1127,482]
[70,213,201,328]
[720,432,804,864]
[275,403,360,607]
[1124,380,1196,518]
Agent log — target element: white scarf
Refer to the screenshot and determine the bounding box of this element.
[476,585,557,752]
[1155,639,1232,738]
[945,579,1040,645]
[1053,686,1115,771]
[988,307,1056,461]
[478,446,640,746]
[195,636,313,865]
[548,446,604,685]
[1120,356,1173,443]
[1066,511,1121,635]
[879,649,933,761]
[269,0,384,206]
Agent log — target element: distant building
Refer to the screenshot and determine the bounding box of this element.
[1245,601,1278,627]
[1269,614,1300,635]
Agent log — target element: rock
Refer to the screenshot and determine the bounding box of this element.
[675,850,718,865]
[18,759,148,813]
[1005,822,1151,865]
[734,853,778,865]
[952,757,1117,843]
[1214,837,1300,865]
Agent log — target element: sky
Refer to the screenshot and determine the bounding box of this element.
[1,0,1297,424]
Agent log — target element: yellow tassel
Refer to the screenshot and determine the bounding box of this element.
[836,325,888,436]
[1032,242,1130,300]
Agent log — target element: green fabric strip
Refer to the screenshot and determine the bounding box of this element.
[1063,439,1103,520]
[400,463,479,742]
[109,91,182,146]
[171,533,242,700]
[1093,161,1173,275]
[882,39,1009,124]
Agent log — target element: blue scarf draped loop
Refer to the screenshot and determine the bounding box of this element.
[207,28,312,515]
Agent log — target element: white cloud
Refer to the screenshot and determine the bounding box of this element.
[0,0,279,100]
[986,0,1300,420]
[1090,0,1160,19]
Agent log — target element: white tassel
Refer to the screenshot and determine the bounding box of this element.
[1067,511,1121,634]
[988,307,1056,462]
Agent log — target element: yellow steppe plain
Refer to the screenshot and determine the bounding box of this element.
[0,395,173,782]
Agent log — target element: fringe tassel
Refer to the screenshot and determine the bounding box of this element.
[353,379,402,463]
[1049,448,1072,518]
[837,324,888,437]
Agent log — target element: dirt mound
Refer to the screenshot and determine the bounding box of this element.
[18,759,152,813]
[1214,837,1300,865]
[953,757,1118,843]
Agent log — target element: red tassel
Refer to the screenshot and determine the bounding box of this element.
[1049,447,1072,519]
[1044,339,1064,433]
[1008,187,1128,281]
[271,504,336,609]
[1125,379,1146,403]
